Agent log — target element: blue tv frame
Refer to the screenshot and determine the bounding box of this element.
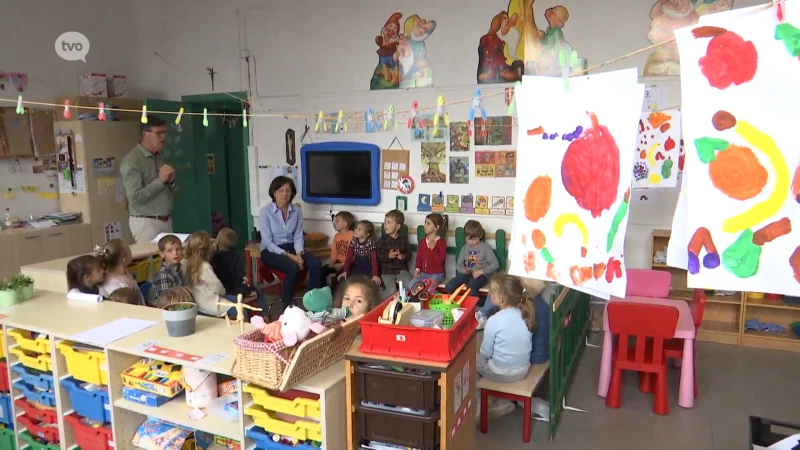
[300,142,382,206]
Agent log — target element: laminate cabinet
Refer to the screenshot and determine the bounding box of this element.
[0,224,92,280]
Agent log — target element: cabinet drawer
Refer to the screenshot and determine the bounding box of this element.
[14,232,45,266]
[355,364,440,410]
[42,230,69,260]
[356,404,439,450]
[66,224,93,255]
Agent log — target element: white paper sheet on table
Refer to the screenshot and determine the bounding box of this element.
[676,6,800,295]
[510,70,644,299]
[70,318,159,346]
[667,168,689,270]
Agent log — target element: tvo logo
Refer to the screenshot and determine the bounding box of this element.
[55,32,90,62]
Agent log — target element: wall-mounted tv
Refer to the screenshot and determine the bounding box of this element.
[300,142,381,206]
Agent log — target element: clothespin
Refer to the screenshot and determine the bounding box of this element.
[15,96,23,114]
[508,81,520,116]
[175,107,184,124]
[384,105,396,131]
[559,50,579,92]
[469,88,486,137]
[203,108,209,127]
[315,111,327,133]
[140,105,147,124]
[775,0,786,21]
[433,95,450,137]
[63,100,71,119]
[242,108,248,128]
[365,108,377,133]
[335,110,347,133]
[98,102,107,121]
[408,101,420,129]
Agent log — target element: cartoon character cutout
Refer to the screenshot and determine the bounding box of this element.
[397,15,437,89]
[643,0,734,76]
[371,13,403,90]
[478,11,524,84]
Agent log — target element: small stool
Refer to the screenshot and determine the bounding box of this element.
[478,362,549,443]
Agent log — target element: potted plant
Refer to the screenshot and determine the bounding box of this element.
[0,279,18,307]
[14,275,33,301]
[162,302,198,337]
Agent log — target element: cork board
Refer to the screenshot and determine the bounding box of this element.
[0,108,32,157]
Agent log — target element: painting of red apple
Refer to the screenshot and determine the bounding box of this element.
[692,26,758,89]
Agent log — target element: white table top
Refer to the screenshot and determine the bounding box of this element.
[20,242,158,274]
[603,295,696,339]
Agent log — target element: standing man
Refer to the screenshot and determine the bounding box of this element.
[121,116,177,243]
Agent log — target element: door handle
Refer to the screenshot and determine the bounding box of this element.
[24,236,40,240]
[46,233,63,237]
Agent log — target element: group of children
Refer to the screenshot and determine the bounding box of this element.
[66,228,265,318]
[326,209,501,300]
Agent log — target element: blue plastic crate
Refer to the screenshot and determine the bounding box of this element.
[60,377,110,423]
[0,394,12,426]
[11,365,54,391]
[246,426,321,450]
[12,380,56,407]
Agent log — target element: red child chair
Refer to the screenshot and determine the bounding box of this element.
[664,289,706,398]
[605,302,679,415]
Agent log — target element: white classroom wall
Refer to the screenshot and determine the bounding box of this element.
[3,0,762,268]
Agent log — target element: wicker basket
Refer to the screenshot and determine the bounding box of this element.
[233,315,362,391]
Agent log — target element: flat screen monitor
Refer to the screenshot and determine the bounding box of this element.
[300,142,381,206]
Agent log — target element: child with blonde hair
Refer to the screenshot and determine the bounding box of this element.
[96,239,144,304]
[182,231,237,318]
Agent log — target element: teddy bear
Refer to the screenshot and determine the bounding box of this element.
[250,306,327,346]
[302,286,351,325]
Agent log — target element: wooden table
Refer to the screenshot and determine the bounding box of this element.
[597,295,697,408]
[344,335,477,450]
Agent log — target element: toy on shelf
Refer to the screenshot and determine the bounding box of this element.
[120,359,184,398]
[250,306,327,346]
[303,286,351,325]
[217,293,263,334]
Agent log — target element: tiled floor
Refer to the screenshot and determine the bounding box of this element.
[476,335,800,450]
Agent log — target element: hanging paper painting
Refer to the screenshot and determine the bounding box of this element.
[675,6,800,295]
[370,13,436,90]
[420,142,447,183]
[632,108,682,188]
[510,71,644,299]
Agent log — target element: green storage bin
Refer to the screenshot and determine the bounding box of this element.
[19,430,59,450]
[0,426,15,450]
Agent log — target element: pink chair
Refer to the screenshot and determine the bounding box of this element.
[664,289,706,398]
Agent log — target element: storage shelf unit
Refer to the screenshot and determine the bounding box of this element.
[651,230,800,352]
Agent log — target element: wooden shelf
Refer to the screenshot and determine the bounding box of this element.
[746,298,800,311]
[700,320,739,335]
[742,329,800,352]
[668,289,741,305]
[115,397,242,440]
[651,263,683,270]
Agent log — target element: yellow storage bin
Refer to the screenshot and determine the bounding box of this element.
[244,384,321,419]
[747,292,765,300]
[7,329,50,354]
[10,347,52,372]
[0,331,5,358]
[127,260,150,283]
[152,257,162,274]
[56,341,108,385]
[245,405,322,442]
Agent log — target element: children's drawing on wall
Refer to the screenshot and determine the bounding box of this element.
[674,9,800,295]
[475,195,490,214]
[371,13,437,90]
[446,194,461,213]
[475,150,516,178]
[633,108,682,188]
[371,13,403,90]
[474,116,513,146]
[417,193,432,211]
[449,156,470,184]
[432,193,445,212]
[461,195,475,213]
[502,0,587,78]
[420,142,447,183]
[449,122,470,152]
[477,11,525,84]
[643,0,734,76]
[411,115,447,142]
[510,71,644,299]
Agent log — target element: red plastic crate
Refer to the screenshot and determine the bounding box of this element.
[358,295,478,362]
[14,398,57,424]
[17,414,60,443]
[0,361,7,392]
[65,413,114,450]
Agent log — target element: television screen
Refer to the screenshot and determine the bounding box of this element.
[305,151,373,199]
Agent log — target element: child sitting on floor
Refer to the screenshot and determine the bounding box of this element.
[150,234,184,306]
[66,255,105,295]
[96,239,144,304]
[409,213,447,293]
[445,220,499,295]
[211,227,267,315]
[335,274,381,317]
[324,211,355,289]
[338,220,381,285]
[182,231,238,318]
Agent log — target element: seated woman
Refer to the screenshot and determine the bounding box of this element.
[258,176,323,307]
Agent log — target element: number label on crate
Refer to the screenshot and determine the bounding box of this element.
[395,334,406,342]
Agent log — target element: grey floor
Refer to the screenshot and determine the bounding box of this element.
[476,334,800,450]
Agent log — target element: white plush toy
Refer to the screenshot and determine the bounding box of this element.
[280,306,327,346]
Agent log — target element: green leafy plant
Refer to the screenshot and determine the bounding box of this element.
[16,275,33,286]
[0,280,11,291]
[7,277,23,290]
[164,303,195,312]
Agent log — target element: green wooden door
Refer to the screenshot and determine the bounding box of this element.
[144,99,211,234]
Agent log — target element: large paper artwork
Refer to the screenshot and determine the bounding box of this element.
[632,109,682,188]
[370,13,436,90]
[675,6,800,295]
[510,71,644,299]
[643,0,734,76]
